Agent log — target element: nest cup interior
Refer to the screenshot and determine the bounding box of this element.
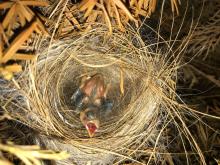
[50,61,136,138]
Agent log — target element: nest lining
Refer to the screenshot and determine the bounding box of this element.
[1,25,178,164]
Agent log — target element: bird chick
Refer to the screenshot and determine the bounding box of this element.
[71,73,113,137]
[80,107,100,138]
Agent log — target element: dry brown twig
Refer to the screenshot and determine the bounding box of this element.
[0,0,49,80]
[78,0,180,30]
[46,0,181,38]
[129,0,180,16]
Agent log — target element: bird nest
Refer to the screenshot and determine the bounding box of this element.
[1,25,178,164]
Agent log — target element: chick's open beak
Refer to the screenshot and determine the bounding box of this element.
[80,110,100,137]
[85,121,98,137]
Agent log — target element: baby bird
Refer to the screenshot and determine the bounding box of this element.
[79,107,100,137]
[71,73,113,137]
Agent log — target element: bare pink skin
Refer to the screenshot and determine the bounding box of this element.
[80,74,107,104]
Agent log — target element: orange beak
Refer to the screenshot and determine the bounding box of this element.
[85,121,98,137]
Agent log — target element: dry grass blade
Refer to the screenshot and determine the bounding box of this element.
[0,143,69,165]
[65,8,81,29]
[20,1,49,7]
[0,23,9,46]
[0,64,22,80]
[130,0,180,17]
[137,0,144,10]
[120,68,124,95]
[18,3,34,22]
[2,4,16,29]
[114,0,135,21]
[35,18,49,35]
[79,0,96,11]
[113,3,124,30]
[12,53,36,60]
[171,0,180,15]
[215,159,220,165]
[83,1,97,18]
[86,10,100,23]
[17,9,27,27]
[0,2,13,9]
[151,0,157,13]
[0,41,2,58]
[97,1,112,34]
[5,64,22,72]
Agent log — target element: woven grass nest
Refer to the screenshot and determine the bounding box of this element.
[1,25,180,164]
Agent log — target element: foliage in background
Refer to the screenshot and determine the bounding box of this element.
[187,2,220,59]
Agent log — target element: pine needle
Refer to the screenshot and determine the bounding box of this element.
[0,21,37,63]
[17,8,26,27]
[0,2,13,9]
[114,0,135,21]
[2,4,16,29]
[65,8,81,29]
[20,1,49,7]
[12,53,36,60]
[5,64,22,72]
[120,67,125,96]
[18,3,34,21]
